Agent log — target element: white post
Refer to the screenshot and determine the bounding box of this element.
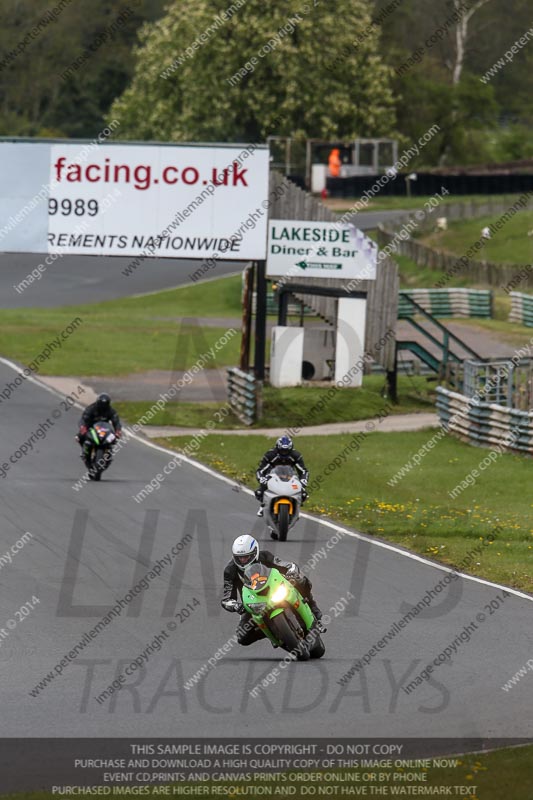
[335,298,367,387]
[270,326,304,387]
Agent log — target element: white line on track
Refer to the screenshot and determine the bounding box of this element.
[2,354,532,604]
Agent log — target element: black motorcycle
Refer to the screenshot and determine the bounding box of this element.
[82,421,117,481]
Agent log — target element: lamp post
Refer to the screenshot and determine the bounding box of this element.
[405,172,417,198]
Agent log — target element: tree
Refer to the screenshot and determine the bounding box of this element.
[110,0,396,142]
[377,0,533,119]
[375,0,533,164]
[0,0,167,138]
[393,70,498,166]
[452,0,493,85]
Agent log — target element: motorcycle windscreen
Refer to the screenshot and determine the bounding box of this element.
[93,421,114,435]
[92,422,114,443]
[271,464,295,481]
[243,563,271,593]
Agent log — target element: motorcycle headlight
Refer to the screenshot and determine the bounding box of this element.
[271,584,289,604]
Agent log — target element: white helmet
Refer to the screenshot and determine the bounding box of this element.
[232,535,259,570]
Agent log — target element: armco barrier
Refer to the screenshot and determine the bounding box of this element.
[227,367,259,426]
[399,288,492,319]
[436,386,533,455]
[509,292,533,327]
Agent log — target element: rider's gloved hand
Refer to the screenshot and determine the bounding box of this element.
[300,477,308,486]
[221,599,243,613]
[115,429,122,438]
[259,476,268,485]
[285,563,302,584]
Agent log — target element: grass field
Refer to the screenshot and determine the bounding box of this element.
[420,209,533,264]
[4,743,533,799]
[3,260,532,379]
[155,429,533,593]
[115,375,435,428]
[396,252,477,289]
[0,275,243,376]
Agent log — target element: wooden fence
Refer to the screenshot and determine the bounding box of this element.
[377,195,533,289]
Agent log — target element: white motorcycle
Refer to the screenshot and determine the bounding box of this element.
[263,465,303,541]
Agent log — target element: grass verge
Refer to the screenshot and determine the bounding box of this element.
[115,375,435,429]
[0,276,243,376]
[154,429,533,593]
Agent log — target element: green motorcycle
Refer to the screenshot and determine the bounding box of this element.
[241,563,325,660]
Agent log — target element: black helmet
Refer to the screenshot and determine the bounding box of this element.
[96,393,111,412]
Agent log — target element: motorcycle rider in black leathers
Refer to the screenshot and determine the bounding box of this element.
[255,435,309,517]
[221,534,323,646]
[76,392,122,459]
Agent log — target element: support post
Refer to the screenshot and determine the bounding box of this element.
[240,263,254,371]
[254,260,267,380]
[387,362,398,404]
[305,139,313,190]
[277,289,290,326]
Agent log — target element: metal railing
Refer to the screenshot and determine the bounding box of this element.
[462,358,533,410]
[400,294,481,366]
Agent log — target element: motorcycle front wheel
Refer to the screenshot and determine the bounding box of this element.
[308,633,326,659]
[278,504,290,541]
[90,447,107,481]
[267,611,310,660]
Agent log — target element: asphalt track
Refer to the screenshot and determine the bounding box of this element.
[0,252,244,308]
[1,358,532,748]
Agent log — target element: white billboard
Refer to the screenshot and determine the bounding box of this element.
[267,219,377,280]
[0,141,270,259]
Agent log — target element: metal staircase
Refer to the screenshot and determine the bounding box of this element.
[271,284,481,390]
[291,289,337,326]
[397,295,483,389]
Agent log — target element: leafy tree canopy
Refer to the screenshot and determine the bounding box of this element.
[110,0,396,142]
